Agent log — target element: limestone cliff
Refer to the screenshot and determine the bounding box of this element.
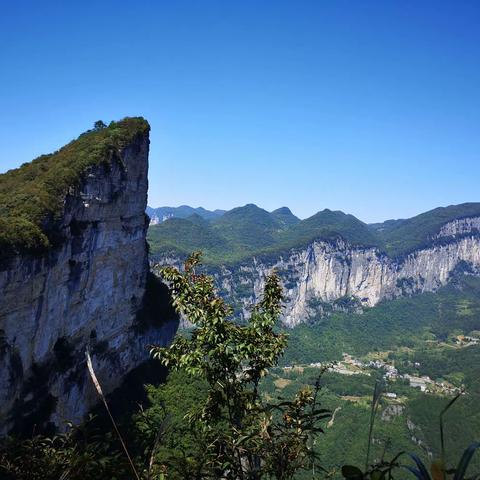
[0,119,177,434]
[155,219,480,327]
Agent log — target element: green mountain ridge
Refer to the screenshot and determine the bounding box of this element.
[373,203,480,256]
[211,203,283,249]
[148,202,480,265]
[270,206,301,227]
[278,208,379,248]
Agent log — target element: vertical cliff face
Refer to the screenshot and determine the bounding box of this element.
[154,224,480,328]
[0,119,177,434]
[273,234,480,325]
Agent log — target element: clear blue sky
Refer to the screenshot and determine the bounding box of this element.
[1,0,479,222]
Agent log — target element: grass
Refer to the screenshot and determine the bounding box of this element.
[273,377,292,389]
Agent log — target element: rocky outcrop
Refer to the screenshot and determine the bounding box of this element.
[155,220,480,327]
[0,124,177,434]
[435,217,480,238]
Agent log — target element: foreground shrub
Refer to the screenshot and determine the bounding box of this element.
[149,252,331,479]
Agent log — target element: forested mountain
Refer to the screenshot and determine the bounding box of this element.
[149,202,480,262]
[148,202,480,326]
[371,203,480,256]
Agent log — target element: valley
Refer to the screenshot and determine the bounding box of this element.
[265,276,480,476]
[3,2,480,477]
[145,202,480,474]
[146,274,480,477]
[149,212,480,479]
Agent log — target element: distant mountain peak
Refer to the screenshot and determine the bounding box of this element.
[272,206,293,215]
[147,205,225,224]
[187,212,208,223]
[217,204,271,219]
[271,207,300,226]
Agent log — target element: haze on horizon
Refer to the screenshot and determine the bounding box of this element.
[1,0,479,223]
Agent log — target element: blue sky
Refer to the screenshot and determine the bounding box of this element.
[1,0,479,222]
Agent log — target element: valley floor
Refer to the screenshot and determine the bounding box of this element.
[262,277,480,477]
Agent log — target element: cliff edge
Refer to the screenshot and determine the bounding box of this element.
[0,118,177,434]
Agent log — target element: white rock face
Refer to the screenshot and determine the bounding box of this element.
[0,133,177,434]
[155,220,480,328]
[276,235,480,326]
[436,217,480,238]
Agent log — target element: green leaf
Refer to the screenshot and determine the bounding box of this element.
[342,465,364,480]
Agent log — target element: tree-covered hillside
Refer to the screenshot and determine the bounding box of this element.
[0,118,149,259]
[149,203,302,264]
[276,208,380,250]
[282,274,480,365]
[262,274,480,476]
[270,206,301,227]
[371,203,480,257]
[148,202,480,265]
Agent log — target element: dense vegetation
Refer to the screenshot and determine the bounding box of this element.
[148,205,381,265]
[147,204,298,264]
[258,361,480,479]
[148,202,480,265]
[282,275,480,365]
[148,253,332,479]
[2,259,479,478]
[1,254,333,479]
[0,117,149,259]
[372,203,480,257]
[273,274,480,475]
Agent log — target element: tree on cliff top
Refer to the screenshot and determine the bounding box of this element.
[94,120,107,130]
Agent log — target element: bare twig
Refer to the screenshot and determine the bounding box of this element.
[86,348,141,480]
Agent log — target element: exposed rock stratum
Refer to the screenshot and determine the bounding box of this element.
[0,120,177,434]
